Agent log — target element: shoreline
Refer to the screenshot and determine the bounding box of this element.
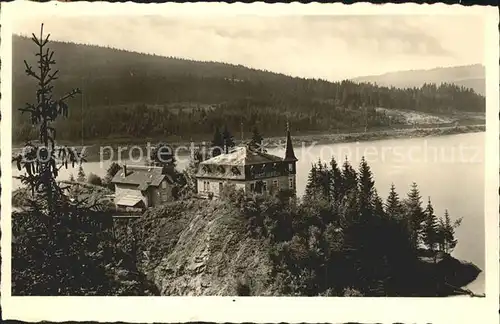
[12,124,485,163]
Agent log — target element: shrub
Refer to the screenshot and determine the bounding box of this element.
[87,173,103,186]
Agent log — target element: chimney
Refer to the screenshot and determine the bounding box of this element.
[224,139,228,154]
[123,165,127,176]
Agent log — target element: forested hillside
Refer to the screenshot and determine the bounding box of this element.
[12,35,485,144]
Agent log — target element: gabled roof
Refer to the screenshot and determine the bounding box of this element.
[111,165,174,190]
[199,146,283,167]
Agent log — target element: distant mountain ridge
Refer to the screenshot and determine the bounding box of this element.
[351,65,485,96]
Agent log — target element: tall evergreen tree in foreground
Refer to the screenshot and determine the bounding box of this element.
[13,23,82,217]
[11,25,133,296]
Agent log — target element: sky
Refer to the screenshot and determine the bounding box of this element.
[13,14,485,81]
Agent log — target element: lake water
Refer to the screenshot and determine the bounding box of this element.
[12,132,485,294]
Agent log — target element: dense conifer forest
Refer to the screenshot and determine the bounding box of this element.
[12,36,485,144]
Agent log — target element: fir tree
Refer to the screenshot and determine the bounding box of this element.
[317,161,331,199]
[342,157,358,195]
[305,160,331,200]
[385,183,404,220]
[404,182,425,250]
[149,142,177,175]
[103,162,121,190]
[211,127,224,157]
[440,209,461,254]
[372,189,386,219]
[358,157,375,221]
[305,163,320,198]
[249,126,264,151]
[12,23,82,215]
[222,125,235,150]
[77,164,86,182]
[422,197,438,253]
[329,157,344,204]
[11,25,118,296]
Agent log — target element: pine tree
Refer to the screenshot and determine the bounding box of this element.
[329,157,344,204]
[385,183,404,220]
[372,189,386,219]
[404,182,425,250]
[11,24,118,296]
[305,163,320,198]
[342,157,358,195]
[317,161,331,199]
[358,157,375,221]
[103,162,121,189]
[77,164,86,182]
[211,127,223,157]
[249,126,264,151]
[13,23,82,214]
[422,197,438,253]
[222,125,235,150]
[149,142,177,175]
[440,209,461,254]
[69,174,75,182]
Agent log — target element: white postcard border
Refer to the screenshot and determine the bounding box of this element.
[1,2,498,323]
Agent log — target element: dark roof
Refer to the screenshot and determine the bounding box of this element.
[111,165,174,190]
[199,146,283,166]
[284,126,298,162]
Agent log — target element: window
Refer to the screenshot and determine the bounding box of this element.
[161,181,167,189]
[204,181,210,192]
[273,180,279,190]
[219,182,224,192]
[289,177,294,189]
[288,163,294,172]
[250,183,255,192]
[263,181,268,192]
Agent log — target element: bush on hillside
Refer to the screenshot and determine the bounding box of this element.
[87,173,103,187]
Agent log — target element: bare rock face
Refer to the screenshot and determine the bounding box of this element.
[115,200,277,296]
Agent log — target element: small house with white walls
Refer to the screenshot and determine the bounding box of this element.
[111,165,175,210]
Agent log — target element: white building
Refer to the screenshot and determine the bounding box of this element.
[196,125,298,198]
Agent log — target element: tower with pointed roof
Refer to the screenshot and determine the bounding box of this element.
[283,121,298,192]
[195,122,298,198]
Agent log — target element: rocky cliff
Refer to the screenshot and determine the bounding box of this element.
[114,200,278,296]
